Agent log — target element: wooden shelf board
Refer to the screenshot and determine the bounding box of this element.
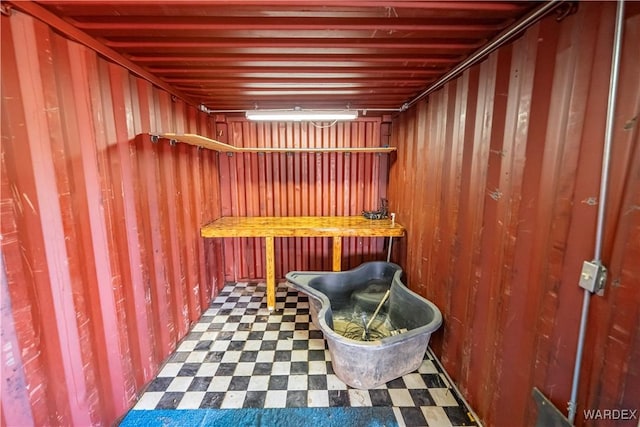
[156,133,396,153]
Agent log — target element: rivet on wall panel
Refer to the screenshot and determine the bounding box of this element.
[623,116,637,131]
[488,189,503,201]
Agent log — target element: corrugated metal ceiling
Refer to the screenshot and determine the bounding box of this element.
[31,1,541,112]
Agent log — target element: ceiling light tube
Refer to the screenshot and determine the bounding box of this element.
[245,109,358,122]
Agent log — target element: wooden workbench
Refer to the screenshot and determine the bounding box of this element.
[201,216,405,311]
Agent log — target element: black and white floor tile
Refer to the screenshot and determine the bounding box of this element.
[125,282,479,427]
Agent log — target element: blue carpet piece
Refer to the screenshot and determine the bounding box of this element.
[119,407,397,427]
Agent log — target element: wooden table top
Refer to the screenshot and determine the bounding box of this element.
[201,216,405,238]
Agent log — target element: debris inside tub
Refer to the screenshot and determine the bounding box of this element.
[332,309,395,341]
[330,281,407,341]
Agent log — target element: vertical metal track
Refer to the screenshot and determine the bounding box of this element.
[567,1,625,423]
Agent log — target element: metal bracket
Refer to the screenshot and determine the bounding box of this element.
[532,388,572,427]
[554,1,578,22]
[1,4,13,16]
[578,260,607,295]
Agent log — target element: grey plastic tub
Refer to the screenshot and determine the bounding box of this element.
[285,261,442,389]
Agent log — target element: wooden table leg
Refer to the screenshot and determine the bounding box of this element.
[265,236,276,311]
[332,236,342,272]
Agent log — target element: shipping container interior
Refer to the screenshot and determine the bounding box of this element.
[1,1,639,427]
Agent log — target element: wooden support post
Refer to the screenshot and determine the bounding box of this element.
[265,236,276,311]
[332,236,342,272]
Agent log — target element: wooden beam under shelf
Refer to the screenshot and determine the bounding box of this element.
[156,133,396,153]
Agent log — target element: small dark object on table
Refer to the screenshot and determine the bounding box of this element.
[362,198,388,220]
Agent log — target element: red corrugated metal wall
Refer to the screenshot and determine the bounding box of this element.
[215,117,391,281]
[0,9,391,425]
[3,3,638,427]
[1,10,222,426]
[388,3,639,426]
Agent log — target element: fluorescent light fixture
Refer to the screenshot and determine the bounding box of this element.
[245,109,358,122]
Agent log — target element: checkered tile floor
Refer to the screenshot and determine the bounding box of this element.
[128,282,478,427]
